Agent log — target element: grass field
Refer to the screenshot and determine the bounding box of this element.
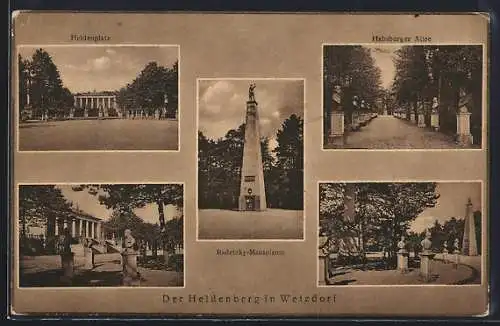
[19,119,179,151]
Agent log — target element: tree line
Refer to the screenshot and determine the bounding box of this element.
[116,60,178,117]
[319,182,440,268]
[323,45,383,139]
[18,48,179,120]
[391,45,482,144]
[198,114,304,210]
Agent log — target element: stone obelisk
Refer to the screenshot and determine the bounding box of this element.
[238,83,267,211]
[461,198,478,256]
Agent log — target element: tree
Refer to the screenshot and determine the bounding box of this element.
[272,114,304,210]
[323,46,383,136]
[18,185,74,253]
[25,48,69,118]
[115,60,178,116]
[73,184,183,264]
[319,182,440,268]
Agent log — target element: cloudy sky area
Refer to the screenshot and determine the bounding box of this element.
[365,45,401,90]
[57,185,181,225]
[198,79,304,151]
[18,46,178,93]
[409,182,482,233]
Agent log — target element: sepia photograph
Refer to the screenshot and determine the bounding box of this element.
[323,44,483,150]
[318,181,483,286]
[18,183,184,287]
[197,79,304,240]
[17,45,179,151]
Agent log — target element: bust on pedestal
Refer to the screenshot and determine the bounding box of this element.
[83,238,94,270]
[121,229,141,286]
[417,101,426,128]
[453,238,460,269]
[397,235,409,273]
[58,227,74,284]
[328,85,345,146]
[431,97,440,131]
[442,240,449,263]
[456,88,473,147]
[419,229,434,282]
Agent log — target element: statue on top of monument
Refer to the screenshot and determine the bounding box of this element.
[249,83,257,102]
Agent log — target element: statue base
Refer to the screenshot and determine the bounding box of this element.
[419,251,433,282]
[122,253,141,286]
[60,252,74,283]
[457,134,473,148]
[397,251,409,273]
[83,247,94,270]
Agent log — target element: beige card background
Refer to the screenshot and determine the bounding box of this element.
[11,12,489,316]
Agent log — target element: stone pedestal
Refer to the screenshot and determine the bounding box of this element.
[403,113,407,120]
[431,113,439,131]
[410,113,416,124]
[417,113,426,128]
[350,112,360,130]
[456,111,473,147]
[420,251,433,282]
[155,109,160,120]
[122,252,141,286]
[453,250,460,269]
[83,247,94,270]
[98,110,103,118]
[69,111,74,119]
[443,249,449,263]
[84,109,88,118]
[397,250,409,273]
[60,252,74,282]
[328,111,345,146]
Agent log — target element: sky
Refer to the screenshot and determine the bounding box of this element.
[57,185,181,224]
[198,79,304,151]
[409,182,482,233]
[365,45,401,90]
[18,46,178,93]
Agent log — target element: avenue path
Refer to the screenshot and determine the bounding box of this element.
[19,119,179,151]
[335,115,462,149]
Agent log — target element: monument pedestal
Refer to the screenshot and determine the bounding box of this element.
[60,252,74,283]
[453,250,460,269]
[456,111,473,147]
[410,113,416,124]
[431,113,439,131]
[84,109,88,118]
[328,112,345,146]
[420,251,433,282]
[83,247,94,270]
[122,253,141,286]
[397,250,409,273]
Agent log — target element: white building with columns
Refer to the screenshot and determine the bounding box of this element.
[73,91,120,117]
[26,210,104,241]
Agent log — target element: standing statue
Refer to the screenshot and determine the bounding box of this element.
[122,229,137,254]
[249,83,257,102]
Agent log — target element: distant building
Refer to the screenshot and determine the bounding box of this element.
[73,91,119,117]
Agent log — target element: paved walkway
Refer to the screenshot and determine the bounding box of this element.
[19,253,183,287]
[19,119,179,151]
[326,115,463,149]
[322,258,480,286]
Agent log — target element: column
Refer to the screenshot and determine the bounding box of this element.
[462,198,478,256]
[85,220,90,238]
[96,223,101,240]
[79,219,83,237]
[55,218,59,236]
[71,219,76,237]
[90,221,94,238]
